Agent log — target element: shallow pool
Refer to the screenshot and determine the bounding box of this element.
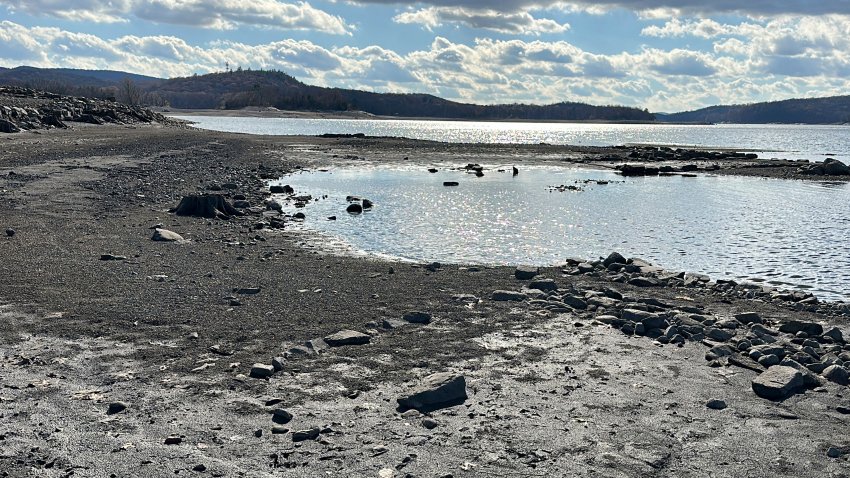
[274,165,850,300]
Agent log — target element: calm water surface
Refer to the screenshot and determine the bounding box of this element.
[175,115,850,162]
[275,166,850,301]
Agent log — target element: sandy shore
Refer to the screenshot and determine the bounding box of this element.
[0,124,848,477]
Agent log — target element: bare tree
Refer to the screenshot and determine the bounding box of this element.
[118,77,142,106]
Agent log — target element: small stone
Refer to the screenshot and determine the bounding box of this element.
[271,409,293,424]
[164,435,182,445]
[100,254,127,261]
[271,425,288,434]
[292,427,320,442]
[324,330,371,346]
[403,311,432,324]
[827,447,842,458]
[603,252,626,267]
[192,464,206,472]
[628,276,661,287]
[422,417,438,429]
[5,228,15,237]
[106,402,128,415]
[706,327,734,342]
[382,318,407,329]
[706,399,727,410]
[151,228,185,242]
[271,357,285,372]
[249,363,275,379]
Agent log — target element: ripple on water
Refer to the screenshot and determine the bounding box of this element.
[274,166,850,301]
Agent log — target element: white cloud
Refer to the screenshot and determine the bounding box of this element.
[0,0,350,34]
[393,6,569,35]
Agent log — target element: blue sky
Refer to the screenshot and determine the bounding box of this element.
[1,1,850,112]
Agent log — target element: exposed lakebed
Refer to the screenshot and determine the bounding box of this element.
[274,165,850,301]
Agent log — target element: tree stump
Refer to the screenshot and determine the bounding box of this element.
[173,194,242,219]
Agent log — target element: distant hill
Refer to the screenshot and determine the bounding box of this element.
[658,96,850,124]
[149,69,655,121]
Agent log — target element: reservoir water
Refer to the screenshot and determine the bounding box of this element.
[275,166,850,301]
[174,115,850,163]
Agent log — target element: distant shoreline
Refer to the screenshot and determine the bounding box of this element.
[158,107,711,125]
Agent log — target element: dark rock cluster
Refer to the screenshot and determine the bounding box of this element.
[0,85,170,133]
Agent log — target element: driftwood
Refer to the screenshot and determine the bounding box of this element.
[172,194,242,219]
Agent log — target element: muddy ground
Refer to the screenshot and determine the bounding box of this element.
[0,124,848,477]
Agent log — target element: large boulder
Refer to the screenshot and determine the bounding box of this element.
[822,158,850,176]
[751,366,804,400]
[397,373,467,412]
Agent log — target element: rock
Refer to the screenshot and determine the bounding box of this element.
[235,287,261,295]
[0,118,21,133]
[514,265,539,280]
[491,290,526,301]
[271,425,288,434]
[271,357,285,372]
[758,354,780,367]
[403,311,432,324]
[192,464,207,472]
[397,373,468,412]
[422,417,438,429]
[823,327,845,343]
[106,402,128,415]
[151,228,185,242]
[382,318,407,329]
[706,399,727,410]
[603,252,626,267]
[751,366,804,400]
[271,409,293,424]
[562,295,588,310]
[292,427,320,442]
[529,278,558,291]
[822,158,850,175]
[249,363,275,379]
[443,181,459,187]
[705,344,734,361]
[232,200,251,208]
[706,327,734,342]
[779,320,823,336]
[324,330,371,347]
[362,199,374,209]
[734,312,762,324]
[270,185,294,194]
[164,435,182,445]
[822,365,850,385]
[100,254,127,261]
[628,277,661,287]
[827,447,843,458]
[346,203,363,214]
[5,228,14,237]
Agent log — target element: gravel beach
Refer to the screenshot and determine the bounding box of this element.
[1,124,849,477]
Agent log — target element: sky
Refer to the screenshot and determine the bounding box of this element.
[1,1,850,112]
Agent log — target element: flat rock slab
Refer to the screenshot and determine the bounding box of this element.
[752,365,804,400]
[492,290,526,301]
[151,228,185,242]
[324,330,371,347]
[397,373,467,412]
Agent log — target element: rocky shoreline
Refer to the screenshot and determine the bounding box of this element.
[0,86,174,133]
[0,125,848,477]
